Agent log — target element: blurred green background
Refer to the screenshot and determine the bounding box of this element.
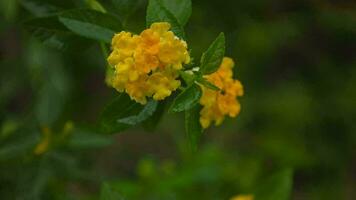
[0,0,355,199]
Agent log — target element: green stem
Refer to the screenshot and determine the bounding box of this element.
[100,42,109,59]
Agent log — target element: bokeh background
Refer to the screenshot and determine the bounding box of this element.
[1,0,355,199]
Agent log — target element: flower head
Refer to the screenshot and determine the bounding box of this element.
[107,22,190,104]
[199,57,244,128]
[230,194,254,200]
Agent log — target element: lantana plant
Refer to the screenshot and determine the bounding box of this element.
[25,0,243,151]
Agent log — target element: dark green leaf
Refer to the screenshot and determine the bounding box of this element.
[142,101,166,132]
[117,100,158,125]
[200,32,225,74]
[146,0,185,39]
[161,0,191,26]
[111,0,145,23]
[67,128,113,149]
[255,169,293,200]
[34,61,69,126]
[0,130,40,161]
[20,0,74,17]
[59,9,122,42]
[35,83,65,126]
[24,16,90,51]
[100,183,125,200]
[185,105,203,152]
[169,83,202,113]
[99,94,157,134]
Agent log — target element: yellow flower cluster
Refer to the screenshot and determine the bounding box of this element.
[199,57,244,128]
[230,194,254,200]
[107,22,190,104]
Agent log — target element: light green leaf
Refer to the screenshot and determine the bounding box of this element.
[255,169,293,200]
[169,83,202,113]
[86,0,106,13]
[161,0,191,26]
[59,9,122,42]
[179,71,195,85]
[100,183,125,200]
[200,32,225,74]
[146,0,185,39]
[99,94,157,134]
[185,105,203,152]
[24,16,90,51]
[117,100,158,125]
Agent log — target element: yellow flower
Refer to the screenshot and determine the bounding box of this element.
[107,22,190,104]
[230,194,254,200]
[158,31,190,69]
[147,71,180,101]
[34,127,51,155]
[199,57,244,128]
[125,75,149,104]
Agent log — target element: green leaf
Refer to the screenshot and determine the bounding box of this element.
[0,0,18,21]
[25,40,71,126]
[111,0,145,23]
[185,105,203,152]
[99,94,157,134]
[24,16,90,51]
[200,32,225,74]
[255,169,294,200]
[20,0,74,17]
[86,0,106,13]
[179,71,195,85]
[59,9,122,43]
[117,100,158,125]
[0,130,40,161]
[35,83,65,126]
[142,101,166,132]
[169,83,202,113]
[100,183,124,200]
[196,76,220,91]
[67,128,113,149]
[161,0,191,26]
[146,0,185,39]
[1,119,19,139]
[34,60,69,126]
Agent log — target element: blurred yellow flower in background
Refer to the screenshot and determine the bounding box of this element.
[34,127,51,155]
[107,22,190,104]
[199,57,244,128]
[230,194,254,200]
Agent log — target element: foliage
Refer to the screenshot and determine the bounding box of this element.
[1,0,355,199]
